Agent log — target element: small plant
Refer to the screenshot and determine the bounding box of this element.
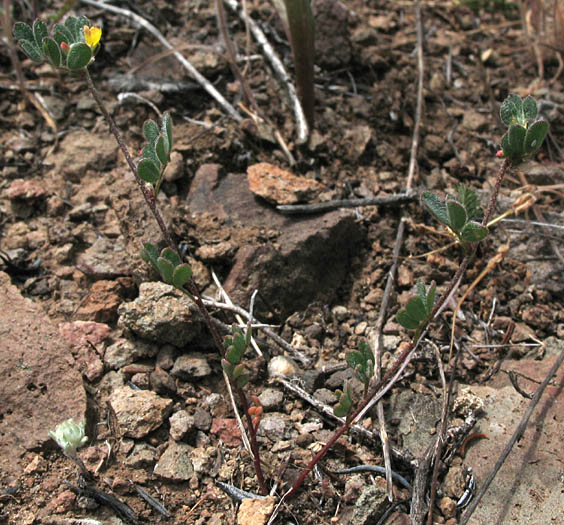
[498,94,548,164]
[137,112,174,196]
[334,340,374,418]
[423,185,489,251]
[222,325,251,388]
[396,281,437,341]
[49,418,88,454]
[13,16,101,71]
[140,243,192,292]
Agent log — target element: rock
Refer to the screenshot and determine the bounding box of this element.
[45,130,118,181]
[190,446,214,474]
[109,386,173,438]
[343,125,372,161]
[343,474,366,504]
[314,388,337,405]
[210,418,242,447]
[78,237,134,277]
[104,338,159,369]
[196,241,236,263]
[75,280,128,323]
[171,353,212,381]
[169,410,196,441]
[257,413,289,441]
[236,496,275,525]
[118,282,203,347]
[163,151,184,182]
[154,441,194,481]
[23,453,48,474]
[461,109,489,132]
[187,166,364,318]
[58,320,111,382]
[268,356,300,378]
[124,443,157,469]
[247,162,324,205]
[352,484,388,525]
[388,390,441,457]
[193,407,212,431]
[332,305,349,321]
[156,345,176,370]
[257,388,284,411]
[0,272,86,479]
[150,367,177,395]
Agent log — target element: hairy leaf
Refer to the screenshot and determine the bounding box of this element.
[160,247,180,268]
[500,94,523,126]
[446,200,467,232]
[156,256,174,284]
[522,95,538,123]
[460,222,489,242]
[66,42,91,70]
[423,192,449,225]
[42,37,62,67]
[33,19,48,49]
[137,158,160,183]
[524,120,548,156]
[172,263,192,288]
[143,119,160,144]
[13,22,34,44]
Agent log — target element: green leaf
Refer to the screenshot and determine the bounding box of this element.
[142,144,161,169]
[235,374,250,388]
[66,42,92,70]
[522,95,538,123]
[172,263,192,288]
[233,331,247,355]
[53,23,73,45]
[20,40,43,62]
[64,16,79,42]
[160,247,180,268]
[225,345,242,365]
[405,296,427,322]
[162,112,173,151]
[141,242,159,264]
[333,382,353,418]
[524,120,548,156]
[156,256,174,284]
[397,310,420,330]
[137,158,161,183]
[416,281,426,304]
[501,125,527,162]
[143,119,160,144]
[75,16,91,42]
[42,37,62,67]
[460,222,489,242]
[456,185,482,221]
[500,94,523,126]
[13,22,34,44]
[423,192,449,225]
[446,200,467,232]
[221,359,234,377]
[155,134,170,165]
[33,19,48,49]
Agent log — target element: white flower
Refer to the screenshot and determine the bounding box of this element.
[49,419,88,454]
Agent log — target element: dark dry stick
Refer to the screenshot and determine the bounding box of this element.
[459,346,564,524]
[276,192,415,215]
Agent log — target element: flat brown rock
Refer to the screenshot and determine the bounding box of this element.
[0,272,86,480]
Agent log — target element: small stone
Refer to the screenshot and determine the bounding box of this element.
[247,162,324,205]
[237,496,275,525]
[193,407,212,431]
[190,446,214,474]
[156,345,176,370]
[105,338,159,369]
[354,321,368,335]
[364,289,383,305]
[196,241,236,263]
[75,280,125,323]
[154,441,194,481]
[49,490,76,513]
[5,178,48,201]
[332,305,348,321]
[352,484,388,525]
[118,282,203,347]
[109,386,173,438]
[258,388,284,411]
[169,410,195,441]
[439,496,457,519]
[124,443,157,468]
[210,418,242,447]
[150,367,177,395]
[23,453,47,474]
[267,356,300,377]
[257,413,288,441]
[171,354,212,380]
[314,388,337,405]
[344,474,365,504]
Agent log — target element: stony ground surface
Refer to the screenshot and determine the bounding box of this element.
[1,1,564,524]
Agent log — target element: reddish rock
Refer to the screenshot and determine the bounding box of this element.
[75,279,126,323]
[58,321,111,381]
[5,178,49,200]
[210,418,242,447]
[48,490,76,513]
[247,162,324,205]
[0,272,86,479]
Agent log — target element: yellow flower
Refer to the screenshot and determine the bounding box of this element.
[83,25,102,49]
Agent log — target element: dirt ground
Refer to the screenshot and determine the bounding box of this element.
[1,1,564,524]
